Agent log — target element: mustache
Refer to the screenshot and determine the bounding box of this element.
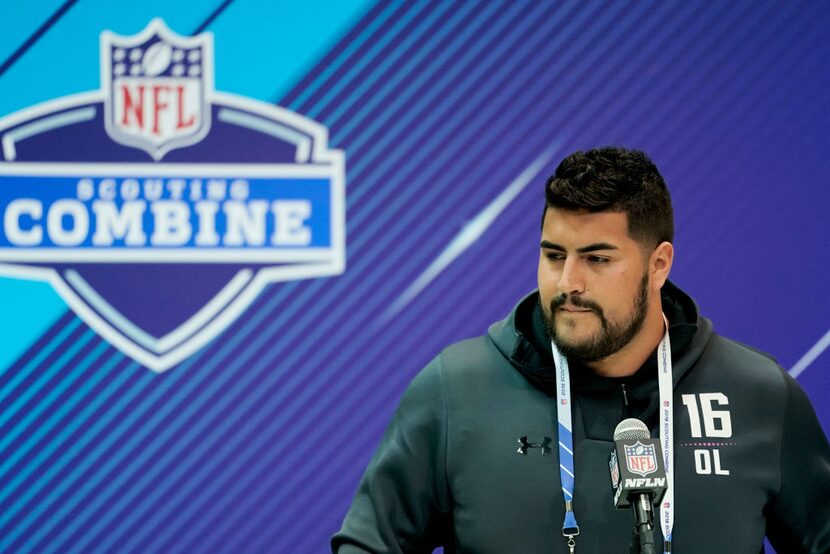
[551,293,602,313]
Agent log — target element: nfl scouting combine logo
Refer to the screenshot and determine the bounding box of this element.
[0,19,345,372]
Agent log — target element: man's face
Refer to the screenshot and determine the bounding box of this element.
[537,207,652,362]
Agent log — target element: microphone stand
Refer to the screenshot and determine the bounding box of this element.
[628,494,657,554]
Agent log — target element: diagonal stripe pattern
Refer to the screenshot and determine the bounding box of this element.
[0,1,828,552]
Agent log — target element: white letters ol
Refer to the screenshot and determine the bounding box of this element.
[693,449,730,476]
[682,393,732,476]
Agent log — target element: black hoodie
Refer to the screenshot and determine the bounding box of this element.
[333,283,830,553]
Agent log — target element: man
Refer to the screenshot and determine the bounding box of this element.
[332,147,830,553]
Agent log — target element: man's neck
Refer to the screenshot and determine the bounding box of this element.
[586,306,666,378]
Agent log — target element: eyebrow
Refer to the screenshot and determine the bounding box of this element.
[540,240,619,253]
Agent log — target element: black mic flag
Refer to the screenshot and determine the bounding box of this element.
[609,418,667,509]
[608,418,668,554]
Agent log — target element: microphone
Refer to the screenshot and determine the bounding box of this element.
[608,418,667,554]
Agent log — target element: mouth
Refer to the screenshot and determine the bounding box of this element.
[558,307,593,314]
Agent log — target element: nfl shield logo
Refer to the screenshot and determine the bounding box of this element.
[102,18,212,160]
[609,451,620,487]
[624,441,657,477]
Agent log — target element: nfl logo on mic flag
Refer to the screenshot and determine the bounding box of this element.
[0,19,345,372]
[625,441,658,477]
[610,439,667,509]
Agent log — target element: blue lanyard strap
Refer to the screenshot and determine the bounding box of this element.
[553,347,579,546]
[552,315,673,553]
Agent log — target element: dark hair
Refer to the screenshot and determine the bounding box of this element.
[543,147,674,247]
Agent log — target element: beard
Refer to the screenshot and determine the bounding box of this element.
[543,272,650,362]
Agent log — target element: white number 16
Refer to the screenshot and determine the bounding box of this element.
[681,393,732,438]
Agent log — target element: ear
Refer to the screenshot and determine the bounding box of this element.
[649,241,674,290]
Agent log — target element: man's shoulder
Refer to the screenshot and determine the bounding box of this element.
[405,333,519,391]
[695,330,787,388]
[403,330,518,399]
[437,334,507,372]
[706,331,780,368]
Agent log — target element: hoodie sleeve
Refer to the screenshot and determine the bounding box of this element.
[331,357,453,553]
[765,371,830,553]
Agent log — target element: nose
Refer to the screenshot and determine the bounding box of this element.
[557,257,586,296]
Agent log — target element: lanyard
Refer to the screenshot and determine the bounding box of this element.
[657,314,674,552]
[551,315,674,554]
[553,343,579,552]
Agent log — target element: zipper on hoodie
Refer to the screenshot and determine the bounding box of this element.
[621,383,629,407]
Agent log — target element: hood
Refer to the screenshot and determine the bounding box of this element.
[487,280,712,396]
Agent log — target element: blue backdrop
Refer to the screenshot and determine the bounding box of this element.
[0,1,827,552]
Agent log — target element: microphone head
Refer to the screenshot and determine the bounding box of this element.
[613,418,650,441]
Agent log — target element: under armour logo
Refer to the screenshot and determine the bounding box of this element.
[517,436,552,455]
